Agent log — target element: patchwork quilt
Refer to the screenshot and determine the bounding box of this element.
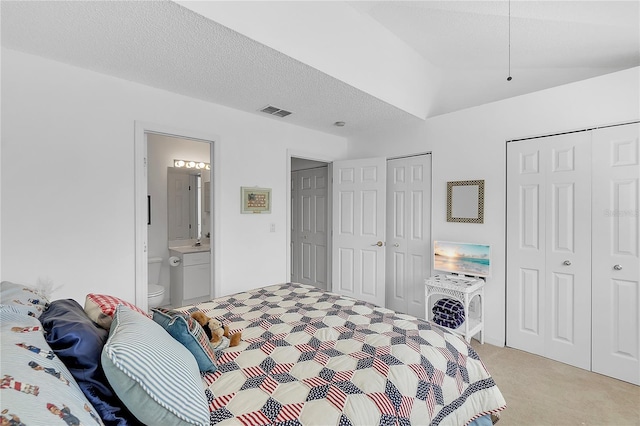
[178,283,506,426]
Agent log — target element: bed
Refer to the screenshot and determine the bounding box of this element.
[177,283,506,425]
[1,281,506,426]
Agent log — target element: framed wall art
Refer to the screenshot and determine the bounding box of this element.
[241,187,272,214]
[447,180,485,223]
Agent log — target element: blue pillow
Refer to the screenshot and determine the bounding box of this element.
[152,308,218,373]
[40,299,143,426]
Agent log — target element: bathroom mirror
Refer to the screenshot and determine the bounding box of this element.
[447,180,484,223]
[167,167,203,240]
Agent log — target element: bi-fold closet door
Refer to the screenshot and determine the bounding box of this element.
[507,131,592,370]
[507,123,639,385]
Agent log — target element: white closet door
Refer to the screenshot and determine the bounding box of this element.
[592,124,640,385]
[544,132,592,370]
[332,158,386,306]
[507,132,592,369]
[507,139,547,356]
[386,155,432,319]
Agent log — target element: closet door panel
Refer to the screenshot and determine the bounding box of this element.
[519,268,541,334]
[406,160,431,319]
[521,185,541,249]
[592,124,640,385]
[544,133,592,370]
[507,141,546,355]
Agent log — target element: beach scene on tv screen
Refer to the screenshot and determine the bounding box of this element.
[434,241,491,276]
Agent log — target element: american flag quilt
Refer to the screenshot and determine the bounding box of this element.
[177,283,506,426]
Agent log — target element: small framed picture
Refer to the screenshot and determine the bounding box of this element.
[241,187,272,214]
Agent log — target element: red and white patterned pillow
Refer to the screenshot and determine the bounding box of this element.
[84,293,151,329]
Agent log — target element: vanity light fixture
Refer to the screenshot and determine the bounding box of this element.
[174,159,211,170]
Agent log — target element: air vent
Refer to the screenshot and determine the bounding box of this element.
[259,105,292,118]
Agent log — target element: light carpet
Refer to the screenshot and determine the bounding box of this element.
[471,340,640,425]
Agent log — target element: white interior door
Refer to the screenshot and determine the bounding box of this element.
[592,124,640,385]
[292,167,329,290]
[386,155,432,319]
[507,132,592,369]
[332,157,386,306]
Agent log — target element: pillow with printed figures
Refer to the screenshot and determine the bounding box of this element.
[0,306,101,425]
[0,281,50,318]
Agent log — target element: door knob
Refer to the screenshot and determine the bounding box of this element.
[393,243,399,247]
[613,264,622,270]
[563,260,571,266]
[371,241,383,247]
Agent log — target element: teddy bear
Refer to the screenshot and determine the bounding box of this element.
[191,311,241,350]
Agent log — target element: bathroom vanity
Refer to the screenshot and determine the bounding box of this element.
[169,246,211,307]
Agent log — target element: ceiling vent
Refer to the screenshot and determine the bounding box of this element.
[259,105,292,118]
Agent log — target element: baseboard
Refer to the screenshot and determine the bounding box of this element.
[478,336,504,347]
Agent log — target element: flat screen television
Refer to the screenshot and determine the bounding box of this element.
[433,241,491,278]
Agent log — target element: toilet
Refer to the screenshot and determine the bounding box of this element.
[148,257,166,308]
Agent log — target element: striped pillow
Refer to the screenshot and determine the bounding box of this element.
[151,308,217,373]
[101,305,209,426]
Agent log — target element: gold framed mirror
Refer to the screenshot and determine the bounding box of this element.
[447,180,484,223]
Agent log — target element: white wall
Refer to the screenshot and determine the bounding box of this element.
[1,48,349,304]
[348,67,640,346]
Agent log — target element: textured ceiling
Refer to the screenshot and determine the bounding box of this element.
[2,1,638,138]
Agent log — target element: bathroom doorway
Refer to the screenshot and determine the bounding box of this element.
[147,133,212,308]
[134,122,217,311]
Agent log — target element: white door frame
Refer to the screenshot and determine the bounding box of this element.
[286,150,335,288]
[134,122,220,310]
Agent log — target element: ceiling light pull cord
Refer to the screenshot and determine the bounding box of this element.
[507,0,512,81]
